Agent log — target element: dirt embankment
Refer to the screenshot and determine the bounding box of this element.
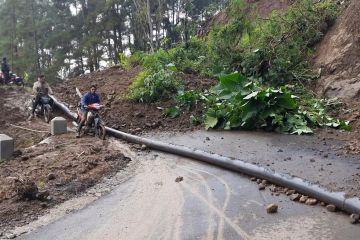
[313,0,360,153]
[0,88,131,232]
[53,66,217,134]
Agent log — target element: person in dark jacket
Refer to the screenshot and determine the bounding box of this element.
[1,57,10,84]
[76,85,101,138]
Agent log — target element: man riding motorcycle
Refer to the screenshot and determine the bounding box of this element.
[76,85,101,138]
[28,75,53,120]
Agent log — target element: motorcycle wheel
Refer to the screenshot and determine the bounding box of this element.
[96,124,106,140]
[44,106,52,123]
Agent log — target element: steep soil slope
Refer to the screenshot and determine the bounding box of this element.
[314,0,360,100]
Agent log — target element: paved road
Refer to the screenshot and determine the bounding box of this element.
[18,146,360,240]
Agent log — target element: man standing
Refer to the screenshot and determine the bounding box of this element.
[76,85,101,138]
[28,75,53,120]
[1,57,10,84]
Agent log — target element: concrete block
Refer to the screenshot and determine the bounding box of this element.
[51,117,67,135]
[0,134,14,160]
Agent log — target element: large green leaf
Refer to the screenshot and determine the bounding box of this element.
[219,72,247,91]
[205,115,219,130]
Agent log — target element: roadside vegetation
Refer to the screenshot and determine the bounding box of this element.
[124,0,349,134]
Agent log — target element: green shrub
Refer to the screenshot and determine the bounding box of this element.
[127,68,182,102]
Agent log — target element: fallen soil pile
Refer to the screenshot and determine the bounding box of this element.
[313,0,360,153]
[54,66,217,133]
[0,87,131,232]
[0,134,131,232]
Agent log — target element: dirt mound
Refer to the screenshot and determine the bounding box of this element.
[314,0,360,100]
[54,66,217,133]
[0,134,131,231]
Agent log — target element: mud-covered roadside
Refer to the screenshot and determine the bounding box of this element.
[0,87,131,233]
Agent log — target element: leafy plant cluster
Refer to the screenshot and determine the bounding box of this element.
[202,73,350,134]
[126,49,183,102]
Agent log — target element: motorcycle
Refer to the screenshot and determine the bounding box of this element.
[76,103,106,140]
[31,95,54,123]
[10,76,25,87]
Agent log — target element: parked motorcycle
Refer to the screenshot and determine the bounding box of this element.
[10,75,25,87]
[30,95,54,123]
[76,103,106,140]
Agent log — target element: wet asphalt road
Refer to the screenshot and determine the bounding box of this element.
[17,140,360,240]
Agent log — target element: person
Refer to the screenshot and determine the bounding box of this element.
[76,85,101,138]
[1,57,10,84]
[28,75,53,120]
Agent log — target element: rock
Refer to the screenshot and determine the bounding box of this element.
[205,137,210,141]
[277,149,283,152]
[290,193,300,201]
[256,179,262,184]
[12,150,22,158]
[310,158,316,162]
[140,144,147,150]
[5,233,16,239]
[36,190,50,201]
[40,203,48,208]
[21,156,29,161]
[175,176,183,183]
[47,173,56,181]
[266,204,278,213]
[258,183,266,190]
[286,189,296,195]
[350,214,360,224]
[134,112,144,118]
[326,204,337,212]
[299,195,309,203]
[305,198,318,205]
[250,177,257,181]
[261,180,268,185]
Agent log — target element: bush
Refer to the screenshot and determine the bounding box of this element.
[127,68,181,103]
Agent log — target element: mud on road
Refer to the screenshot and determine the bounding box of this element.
[0,87,131,233]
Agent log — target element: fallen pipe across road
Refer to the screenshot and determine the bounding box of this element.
[51,96,360,215]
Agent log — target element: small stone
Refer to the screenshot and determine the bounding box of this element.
[310,159,315,162]
[40,203,48,208]
[47,173,56,181]
[205,137,210,141]
[286,189,296,196]
[305,198,318,205]
[256,179,262,184]
[261,180,268,185]
[350,214,360,224]
[266,204,278,213]
[6,233,16,239]
[299,195,309,203]
[326,204,337,212]
[277,149,283,152]
[13,150,22,158]
[175,176,183,183]
[140,144,147,150]
[290,193,300,201]
[250,177,257,181]
[258,183,266,190]
[320,202,326,206]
